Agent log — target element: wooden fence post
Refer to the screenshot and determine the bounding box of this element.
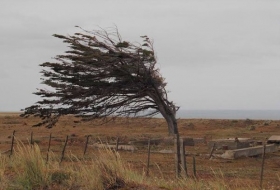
[115,137,119,151]
[260,143,266,189]
[180,138,187,177]
[174,134,181,178]
[60,135,69,163]
[46,133,52,163]
[209,143,216,159]
[193,156,196,178]
[83,135,90,156]
[9,130,16,158]
[146,139,151,176]
[30,131,33,146]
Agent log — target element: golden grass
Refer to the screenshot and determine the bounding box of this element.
[0,154,8,190]
[9,141,55,189]
[0,141,273,190]
[1,140,146,189]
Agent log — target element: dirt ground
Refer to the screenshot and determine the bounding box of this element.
[1,112,280,187]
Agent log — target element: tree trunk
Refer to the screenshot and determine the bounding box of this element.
[166,115,181,178]
[147,92,181,177]
[155,102,178,135]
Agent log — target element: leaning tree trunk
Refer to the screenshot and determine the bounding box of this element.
[148,92,182,177]
[157,104,181,178]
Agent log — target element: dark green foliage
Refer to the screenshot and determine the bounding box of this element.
[22,27,178,133]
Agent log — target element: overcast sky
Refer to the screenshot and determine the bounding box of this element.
[1,0,280,112]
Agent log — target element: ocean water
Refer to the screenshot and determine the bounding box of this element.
[176,110,280,120]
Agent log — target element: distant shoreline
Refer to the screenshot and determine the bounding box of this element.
[0,112,23,116]
[1,110,280,120]
[176,110,280,120]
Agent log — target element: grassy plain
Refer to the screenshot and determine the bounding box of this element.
[0,112,280,189]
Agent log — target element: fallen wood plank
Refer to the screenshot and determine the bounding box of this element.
[221,144,278,159]
[92,143,137,151]
[129,137,194,146]
[267,135,280,144]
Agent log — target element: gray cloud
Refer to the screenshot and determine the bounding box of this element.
[0,0,280,111]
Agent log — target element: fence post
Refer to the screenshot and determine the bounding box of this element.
[180,138,187,177]
[46,133,52,163]
[209,143,216,159]
[30,131,33,146]
[146,138,151,176]
[60,135,69,163]
[9,130,16,158]
[174,134,181,178]
[83,135,90,156]
[193,156,196,178]
[260,143,266,189]
[115,137,119,151]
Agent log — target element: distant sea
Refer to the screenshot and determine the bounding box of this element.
[176,110,280,120]
[1,110,280,120]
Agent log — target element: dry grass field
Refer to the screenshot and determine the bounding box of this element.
[0,112,280,189]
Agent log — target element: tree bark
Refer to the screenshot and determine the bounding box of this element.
[147,91,181,177]
[147,91,178,135]
[157,104,178,135]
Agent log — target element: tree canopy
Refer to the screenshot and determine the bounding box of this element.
[22,27,179,134]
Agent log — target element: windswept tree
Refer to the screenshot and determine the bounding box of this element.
[22,26,182,176]
[22,27,179,134]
